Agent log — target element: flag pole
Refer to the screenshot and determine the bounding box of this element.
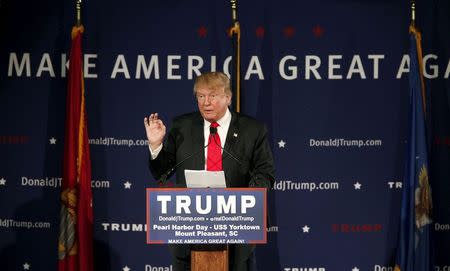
[409,0,426,116]
[229,0,241,113]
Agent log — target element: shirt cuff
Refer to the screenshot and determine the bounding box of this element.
[149,144,163,160]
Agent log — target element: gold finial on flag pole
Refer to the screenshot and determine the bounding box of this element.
[229,0,241,112]
[231,0,237,23]
[411,0,416,27]
[76,0,82,26]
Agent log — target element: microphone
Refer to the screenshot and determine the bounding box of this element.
[209,126,245,167]
[159,125,219,184]
[209,129,268,187]
[210,132,244,166]
[210,126,217,135]
[159,142,209,184]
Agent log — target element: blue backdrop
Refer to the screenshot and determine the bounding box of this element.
[1,0,449,270]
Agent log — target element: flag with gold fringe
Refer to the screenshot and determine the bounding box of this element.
[394,25,433,271]
[58,25,94,271]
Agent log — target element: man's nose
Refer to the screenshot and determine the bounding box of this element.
[204,96,211,104]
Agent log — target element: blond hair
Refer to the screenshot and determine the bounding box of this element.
[193,72,232,96]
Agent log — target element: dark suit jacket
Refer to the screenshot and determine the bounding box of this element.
[148,111,275,267]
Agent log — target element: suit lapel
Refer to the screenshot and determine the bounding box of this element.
[191,113,205,170]
[223,111,239,184]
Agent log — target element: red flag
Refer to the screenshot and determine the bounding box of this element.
[58,25,94,271]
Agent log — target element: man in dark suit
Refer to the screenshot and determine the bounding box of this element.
[144,71,275,271]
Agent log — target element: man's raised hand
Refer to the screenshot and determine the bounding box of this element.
[144,113,166,150]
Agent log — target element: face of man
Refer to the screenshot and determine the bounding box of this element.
[196,86,231,123]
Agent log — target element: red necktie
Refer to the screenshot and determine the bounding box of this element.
[207,122,222,171]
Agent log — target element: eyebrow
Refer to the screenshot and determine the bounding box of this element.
[197,92,221,95]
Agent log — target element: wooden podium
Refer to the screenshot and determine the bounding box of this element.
[191,245,228,271]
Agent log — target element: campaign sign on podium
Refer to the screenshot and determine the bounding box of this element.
[146,188,267,244]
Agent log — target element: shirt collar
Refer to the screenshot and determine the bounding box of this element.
[204,108,231,128]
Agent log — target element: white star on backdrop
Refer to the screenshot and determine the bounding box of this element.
[49,137,57,144]
[124,181,132,189]
[23,262,30,270]
[352,267,360,271]
[122,266,131,271]
[302,225,310,233]
[277,140,286,148]
[0,178,6,186]
[354,182,362,190]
